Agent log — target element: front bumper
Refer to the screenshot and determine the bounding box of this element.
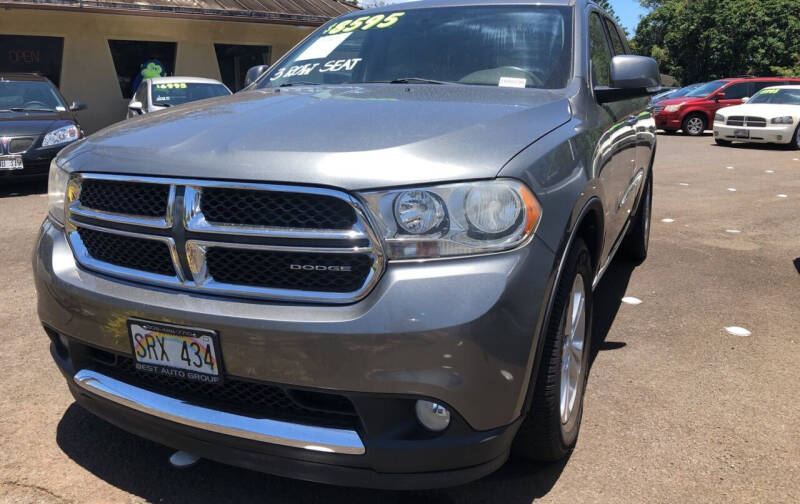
[35,218,556,486]
[655,111,682,130]
[0,144,63,180]
[713,123,795,144]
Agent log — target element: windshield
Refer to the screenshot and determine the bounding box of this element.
[748,88,800,105]
[258,6,573,90]
[151,82,231,106]
[0,80,67,112]
[684,80,728,98]
[672,83,705,98]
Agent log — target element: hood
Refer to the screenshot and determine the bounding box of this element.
[61,85,571,190]
[718,103,800,118]
[0,110,72,137]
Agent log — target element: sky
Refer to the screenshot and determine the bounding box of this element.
[610,0,650,35]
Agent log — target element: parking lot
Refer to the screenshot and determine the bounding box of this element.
[1,133,798,503]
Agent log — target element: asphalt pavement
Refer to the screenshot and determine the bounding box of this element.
[1,133,798,503]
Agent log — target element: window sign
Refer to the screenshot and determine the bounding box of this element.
[0,35,64,86]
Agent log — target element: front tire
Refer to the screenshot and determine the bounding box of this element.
[792,124,800,151]
[512,239,593,461]
[682,113,707,136]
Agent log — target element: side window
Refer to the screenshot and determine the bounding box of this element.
[751,81,777,94]
[589,13,613,87]
[722,82,751,99]
[604,19,626,55]
[133,83,147,105]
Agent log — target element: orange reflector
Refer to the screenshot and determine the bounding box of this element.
[518,185,541,235]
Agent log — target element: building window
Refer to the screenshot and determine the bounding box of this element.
[108,40,176,98]
[215,44,271,92]
[0,35,64,86]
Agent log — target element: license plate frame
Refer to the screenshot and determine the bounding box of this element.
[0,155,23,171]
[734,129,750,139]
[127,319,223,384]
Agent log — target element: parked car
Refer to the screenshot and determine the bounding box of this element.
[713,85,800,148]
[653,76,800,136]
[649,86,677,103]
[35,0,659,488]
[0,73,85,180]
[127,77,231,118]
[650,82,704,104]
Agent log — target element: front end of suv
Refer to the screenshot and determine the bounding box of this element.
[35,165,556,488]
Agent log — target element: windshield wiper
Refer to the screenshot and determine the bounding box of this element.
[156,103,172,107]
[8,107,56,112]
[387,77,456,85]
[279,81,320,87]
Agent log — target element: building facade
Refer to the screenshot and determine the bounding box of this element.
[1,0,353,133]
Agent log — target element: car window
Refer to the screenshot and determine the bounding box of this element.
[685,80,728,98]
[133,83,147,105]
[151,82,231,106]
[258,6,573,90]
[751,81,780,94]
[589,13,613,87]
[604,18,626,55]
[748,88,800,105]
[0,80,67,112]
[722,82,751,99]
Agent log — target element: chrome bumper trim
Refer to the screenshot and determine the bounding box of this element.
[73,369,366,455]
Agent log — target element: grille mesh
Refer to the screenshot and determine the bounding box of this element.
[8,137,34,153]
[97,356,357,427]
[80,180,169,217]
[78,228,175,276]
[201,188,357,229]
[206,248,373,292]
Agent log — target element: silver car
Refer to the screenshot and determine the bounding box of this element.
[35,0,658,489]
[126,76,231,118]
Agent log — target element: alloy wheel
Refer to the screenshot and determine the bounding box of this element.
[560,274,587,425]
[686,117,704,135]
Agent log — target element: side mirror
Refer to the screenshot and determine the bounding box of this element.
[69,101,87,111]
[713,92,726,101]
[595,55,661,104]
[740,96,749,103]
[244,65,270,88]
[128,101,143,113]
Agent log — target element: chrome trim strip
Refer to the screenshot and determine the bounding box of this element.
[184,185,368,241]
[185,240,381,303]
[65,173,386,303]
[73,369,365,455]
[66,220,186,285]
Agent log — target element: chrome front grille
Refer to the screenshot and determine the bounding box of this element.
[65,174,385,303]
[727,116,766,127]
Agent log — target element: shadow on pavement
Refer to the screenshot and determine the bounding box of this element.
[0,179,47,198]
[55,257,637,503]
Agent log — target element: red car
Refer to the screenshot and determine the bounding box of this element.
[653,77,800,136]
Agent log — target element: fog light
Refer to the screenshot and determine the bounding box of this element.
[415,400,450,431]
[777,135,783,141]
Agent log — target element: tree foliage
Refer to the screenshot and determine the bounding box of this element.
[632,0,800,84]
[593,0,627,35]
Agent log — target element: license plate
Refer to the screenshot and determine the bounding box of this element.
[0,155,23,171]
[734,129,750,138]
[128,320,222,384]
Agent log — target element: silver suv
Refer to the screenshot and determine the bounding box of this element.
[34,0,658,489]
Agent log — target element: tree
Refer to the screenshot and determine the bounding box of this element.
[594,0,628,36]
[632,0,800,84]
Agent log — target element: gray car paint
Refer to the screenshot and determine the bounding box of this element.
[37,0,656,434]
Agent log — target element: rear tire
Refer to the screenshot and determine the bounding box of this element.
[682,113,706,136]
[715,139,732,147]
[621,174,652,262]
[512,239,593,461]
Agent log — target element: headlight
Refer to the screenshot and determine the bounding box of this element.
[714,114,725,123]
[42,124,79,147]
[360,179,541,260]
[771,116,794,124]
[47,159,71,225]
[664,104,682,113]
